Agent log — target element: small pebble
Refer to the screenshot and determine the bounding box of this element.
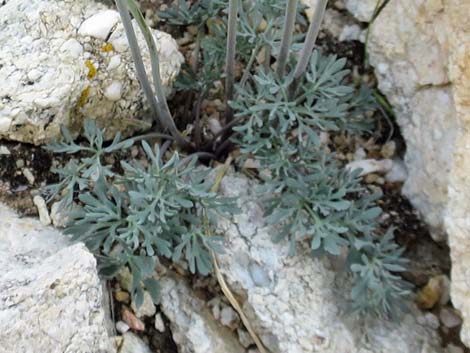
[439,307,462,328]
[346,159,393,177]
[16,159,25,168]
[22,168,35,184]
[116,321,130,334]
[33,195,51,226]
[131,291,156,318]
[114,290,130,303]
[0,145,11,155]
[381,141,397,159]
[220,306,239,329]
[417,275,451,309]
[154,313,165,333]
[122,307,145,331]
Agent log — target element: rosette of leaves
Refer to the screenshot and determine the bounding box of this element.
[45,121,237,306]
[231,52,411,318]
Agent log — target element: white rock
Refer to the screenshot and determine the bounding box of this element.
[385,159,408,183]
[0,0,183,145]
[120,332,152,353]
[345,158,393,176]
[214,174,444,353]
[154,313,165,333]
[131,291,156,318]
[160,276,245,353]
[22,168,35,184]
[220,306,238,328]
[33,195,51,226]
[440,308,463,329]
[345,0,470,343]
[344,0,379,22]
[353,147,366,160]
[60,38,84,58]
[339,24,362,42]
[116,321,130,334]
[104,81,122,101]
[0,203,115,352]
[78,10,120,40]
[208,117,223,135]
[0,145,10,155]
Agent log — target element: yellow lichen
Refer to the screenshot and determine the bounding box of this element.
[85,60,96,79]
[101,43,114,52]
[77,86,91,108]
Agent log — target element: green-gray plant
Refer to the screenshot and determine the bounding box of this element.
[231,50,411,318]
[46,120,237,306]
[53,0,412,318]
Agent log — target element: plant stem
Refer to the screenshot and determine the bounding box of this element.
[276,0,298,77]
[225,0,239,123]
[115,0,159,118]
[117,0,192,149]
[292,0,328,80]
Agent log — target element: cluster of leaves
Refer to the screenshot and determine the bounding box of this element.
[54,0,411,319]
[231,51,411,318]
[45,120,237,306]
[162,0,303,98]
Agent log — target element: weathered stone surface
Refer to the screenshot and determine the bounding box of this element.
[344,0,378,22]
[0,0,183,145]
[0,203,115,353]
[345,0,470,346]
[362,0,455,241]
[119,332,151,353]
[215,174,444,353]
[160,276,245,353]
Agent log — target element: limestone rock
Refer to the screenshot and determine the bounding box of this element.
[344,0,379,22]
[159,276,245,353]
[0,203,115,352]
[0,0,183,145]
[364,0,455,242]
[345,0,470,345]
[215,175,444,353]
[119,332,152,353]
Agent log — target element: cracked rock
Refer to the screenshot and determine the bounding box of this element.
[0,203,115,352]
[0,0,183,145]
[160,276,245,353]
[215,174,444,353]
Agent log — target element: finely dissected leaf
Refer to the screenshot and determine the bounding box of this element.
[46,122,237,306]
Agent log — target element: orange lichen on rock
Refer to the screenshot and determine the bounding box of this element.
[101,43,114,52]
[77,86,91,108]
[85,60,97,79]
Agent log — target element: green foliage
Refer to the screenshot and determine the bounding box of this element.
[46,120,237,306]
[232,52,411,319]
[348,229,412,318]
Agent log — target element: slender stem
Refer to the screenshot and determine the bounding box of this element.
[225,0,239,123]
[263,44,272,71]
[292,0,328,80]
[276,0,298,77]
[193,90,206,148]
[115,0,160,119]
[120,0,192,149]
